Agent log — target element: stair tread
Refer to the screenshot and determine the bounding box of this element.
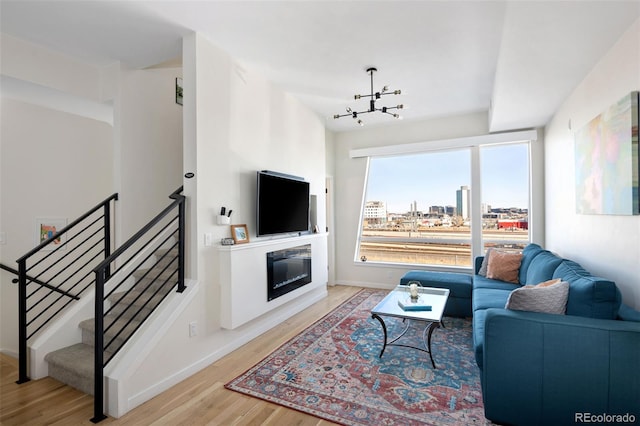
[79,314,142,333]
[45,343,94,378]
[109,283,175,308]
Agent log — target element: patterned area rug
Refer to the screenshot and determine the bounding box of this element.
[225,289,488,425]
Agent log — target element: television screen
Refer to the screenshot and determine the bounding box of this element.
[257,171,310,237]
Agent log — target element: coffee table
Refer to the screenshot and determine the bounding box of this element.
[371,285,450,368]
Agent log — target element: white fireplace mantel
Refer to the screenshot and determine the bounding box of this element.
[217,233,328,329]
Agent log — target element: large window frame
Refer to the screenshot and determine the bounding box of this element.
[351,130,540,271]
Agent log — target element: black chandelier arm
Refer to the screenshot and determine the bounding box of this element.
[333,67,404,124]
[355,91,401,100]
[332,109,372,119]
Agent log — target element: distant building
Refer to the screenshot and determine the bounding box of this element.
[364,201,387,226]
[456,186,470,219]
[498,219,528,230]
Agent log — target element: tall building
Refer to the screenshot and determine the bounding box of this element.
[364,201,387,225]
[456,186,470,219]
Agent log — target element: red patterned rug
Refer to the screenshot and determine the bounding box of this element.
[225,288,488,425]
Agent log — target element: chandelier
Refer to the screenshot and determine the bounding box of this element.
[333,67,404,126]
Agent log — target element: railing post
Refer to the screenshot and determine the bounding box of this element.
[91,268,107,423]
[103,202,112,279]
[177,196,186,293]
[16,259,30,384]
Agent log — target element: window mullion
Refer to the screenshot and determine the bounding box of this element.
[470,146,483,262]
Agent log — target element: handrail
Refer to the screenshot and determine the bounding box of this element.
[15,193,118,384]
[93,191,182,275]
[18,194,118,262]
[1,263,80,299]
[92,186,185,423]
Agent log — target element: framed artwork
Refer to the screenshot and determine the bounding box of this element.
[575,91,639,215]
[176,77,183,105]
[36,218,67,250]
[230,224,250,244]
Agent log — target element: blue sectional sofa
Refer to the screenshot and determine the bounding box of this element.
[473,244,640,426]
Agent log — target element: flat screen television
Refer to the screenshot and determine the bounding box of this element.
[257,171,310,237]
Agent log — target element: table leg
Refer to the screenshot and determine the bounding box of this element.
[423,322,440,369]
[371,313,388,358]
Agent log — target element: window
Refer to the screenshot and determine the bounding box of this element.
[480,143,530,253]
[356,136,532,269]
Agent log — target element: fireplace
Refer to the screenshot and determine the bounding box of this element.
[267,244,312,301]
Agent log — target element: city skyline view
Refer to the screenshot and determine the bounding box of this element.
[365,144,529,214]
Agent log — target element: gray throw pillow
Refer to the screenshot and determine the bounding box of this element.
[478,248,493,276]
[505,280,569,314]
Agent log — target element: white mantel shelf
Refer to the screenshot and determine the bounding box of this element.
[217,233,329,329]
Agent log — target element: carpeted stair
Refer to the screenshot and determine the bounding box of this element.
[44,248,178,395]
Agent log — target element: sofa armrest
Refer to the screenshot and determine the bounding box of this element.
[482,308,640,426]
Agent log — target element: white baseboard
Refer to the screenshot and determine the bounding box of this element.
[334,280,394,290]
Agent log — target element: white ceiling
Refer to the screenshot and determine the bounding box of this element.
[1,1,639,132]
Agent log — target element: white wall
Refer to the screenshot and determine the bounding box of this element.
[111,33,328,415]
[115,66,184,240]
[544,18,640,309]
[332,112,492,288]
[0,99,113,355]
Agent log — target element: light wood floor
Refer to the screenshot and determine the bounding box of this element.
[1,285,361,425]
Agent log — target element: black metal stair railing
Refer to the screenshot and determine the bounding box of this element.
[15,193,118,384]
[91,187,185,423]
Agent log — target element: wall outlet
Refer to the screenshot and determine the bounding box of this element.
[189,321,198,337]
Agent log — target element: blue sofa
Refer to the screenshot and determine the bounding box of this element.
[473,244,640,426]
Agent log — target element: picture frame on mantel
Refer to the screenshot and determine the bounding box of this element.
[230,224,250,244]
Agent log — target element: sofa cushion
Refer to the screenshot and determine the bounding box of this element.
[473,288,512,311]
[474,275,521,291]
[618,304,640,322]
[518,243,545,284]
[525,250,563,284]
[505,280,569,314]
[553,260,621,319]
[486,251,523,284]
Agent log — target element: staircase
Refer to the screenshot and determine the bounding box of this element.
[44,247,179,395]
[14,187,186,422]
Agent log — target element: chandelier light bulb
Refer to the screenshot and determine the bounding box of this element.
[397,104,404,109]
[394,90,401,95]
[346,107,352,113]
[357,119,363,126]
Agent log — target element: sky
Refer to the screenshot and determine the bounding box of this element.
[365,144,529,213]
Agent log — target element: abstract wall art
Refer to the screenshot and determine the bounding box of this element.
[575,91,639,215]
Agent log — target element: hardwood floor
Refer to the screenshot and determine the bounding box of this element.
[0,285,361,425]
